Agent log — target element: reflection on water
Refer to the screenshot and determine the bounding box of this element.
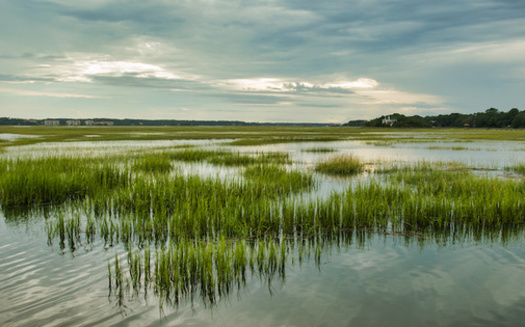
[2,215,525,326]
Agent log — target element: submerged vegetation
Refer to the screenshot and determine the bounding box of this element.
[2,127,525,310]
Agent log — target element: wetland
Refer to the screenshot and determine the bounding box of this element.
[1,126,525,326]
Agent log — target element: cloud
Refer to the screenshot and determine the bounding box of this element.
[402,39,525,66]
[0,87,102,98]
[45,55,189,83]
[0,74,55,83]
[214,76,442,108]
[220,78,377,94]
[1,0,524,121]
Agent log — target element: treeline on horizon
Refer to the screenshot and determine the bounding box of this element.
[0,117,334,127]
[360,108,525,128]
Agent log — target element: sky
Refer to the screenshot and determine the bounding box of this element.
[1,0,524,123]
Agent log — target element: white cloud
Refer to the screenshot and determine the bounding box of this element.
[27,52,193,83]
[325,78,378,89]
[222,78,285,92]
[57,59,183,82]
[216,76,442,107]
[220,77,379,93]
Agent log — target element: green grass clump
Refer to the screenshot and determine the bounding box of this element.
[169,149,228,162]
[508,164,525,175]
[132,154,172,173]
[315,155,364,175]
[168,149,290,166]
[255,152,290,164]
[0,157,130,208]
[244,165,314,195]
[169,149,255,166]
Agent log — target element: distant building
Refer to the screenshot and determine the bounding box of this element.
[84,120,94,126]
[66,120,80,126]
[44,120,60,126]
[382,115,397,126]
[94,121,114,126]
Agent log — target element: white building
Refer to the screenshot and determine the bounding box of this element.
[66,120,80,126]
[382,115,397,126]
[44,120,60,126]
[94,121,114,126]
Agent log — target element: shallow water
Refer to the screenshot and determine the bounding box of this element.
[2,214,525,326]
[2,137,525,326]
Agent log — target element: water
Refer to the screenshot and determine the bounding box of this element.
[2,137,525,326]
[2,215,525,326]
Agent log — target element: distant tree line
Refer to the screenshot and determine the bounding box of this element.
[363,108,525,128]
[0,117,335,127]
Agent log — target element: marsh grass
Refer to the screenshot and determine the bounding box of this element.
[169,149,290,166]
[507,164,525,175]
[244,164,314,195]
[0,156,130,208]
[426,145,470,151]
[4,139,525,310]
[4,126,525,151]
[364,140,397,147]
[301,147,337,153]
[132,154,172,173]
[227,136,342,146]
[315,155,364,175]
[106,237,331,307]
